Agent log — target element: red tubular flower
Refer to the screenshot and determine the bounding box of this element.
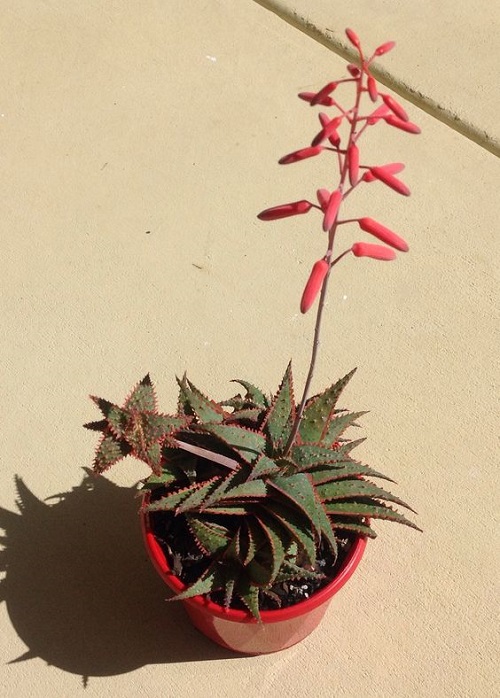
[312,116,342,147]
[279,146,323,165]
[298,91,334,107]
[367,76,378,102]
[345,28,360,48]
[374,41,396,56]
[347,64,361,77]
[257,200,313,221]
[348,144,360,186]
[352,242,396,260]
[381,94,409,122]
[385,114,421,134]
[367,104,391,125]
[310,82,338,106]
[318,113,341,147]
[358,217,409,252]
[316,188,330,210]
[363,162,405,182]
[323,189,343,231]
[300,259,329,313]
[370,167,410,196]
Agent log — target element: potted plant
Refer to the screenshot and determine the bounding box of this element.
[84,29,421,655]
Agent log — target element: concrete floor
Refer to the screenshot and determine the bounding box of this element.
[0,1,498,696]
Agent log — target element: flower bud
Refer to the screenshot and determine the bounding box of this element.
[345,28,360,47]
[312,116,342,147]
[381,94,409,121]
[358,217,409,252]
[310,82,338,106]
[323,189,343,232]
[347,64,361,77]
[318,113,341,147]
[257,200,313,221]
[298,91,334,107]
[385,114,421,134]
[374,41,396,56]
[367,76,378,102]
[279,146,323,165]
[370,167,410,196]
[352,243,396,260]
[367,104,391,125]
[348,144,360,186]
[316,188,330,210]
[300,259,329,313]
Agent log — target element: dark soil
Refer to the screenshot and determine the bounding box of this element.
[148,507,355,613]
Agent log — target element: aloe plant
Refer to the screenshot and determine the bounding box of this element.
[85,366,420,619]
[85,28,421,619]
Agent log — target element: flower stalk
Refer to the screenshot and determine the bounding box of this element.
[258,29,421,457]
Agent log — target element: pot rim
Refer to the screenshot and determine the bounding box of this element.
[141,506,367,624]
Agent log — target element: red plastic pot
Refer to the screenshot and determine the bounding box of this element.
[141,508,367,655]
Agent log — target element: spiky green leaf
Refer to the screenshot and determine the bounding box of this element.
[236,577,261,620]
[269,474,337,555]
[291,444,349,469]
[332,519,377,538]
[172,563,224,601]
[125,375,156,411]
[219,479,268,502]
[144,480,215,513]
[308,460,394,484]
[322,411,368,444]
[255,514,287,584]
[187,516,230,556]
[299,368,357,442]
[93,434,131,474]
[248,454,281,480]
[261,361,295,449]
[200,424,266,463]
[231,379,269,408]
[225,408,262,423]
[176,477,221,513]
[203,505,249,516]
[183,378,226,423]
[274,560,325,584]
[324,501,422,531]
[141,468,179,490]
[317,479,416,512]
[265,501,316,566]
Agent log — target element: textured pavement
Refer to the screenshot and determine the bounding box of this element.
[0,2,498,696]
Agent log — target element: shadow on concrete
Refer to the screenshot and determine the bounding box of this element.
[0,470,239,685]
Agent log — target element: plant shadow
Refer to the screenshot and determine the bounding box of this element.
[0,470,238,684]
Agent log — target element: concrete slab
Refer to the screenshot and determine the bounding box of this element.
[0,1,498,696]
[255,0,500,154]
